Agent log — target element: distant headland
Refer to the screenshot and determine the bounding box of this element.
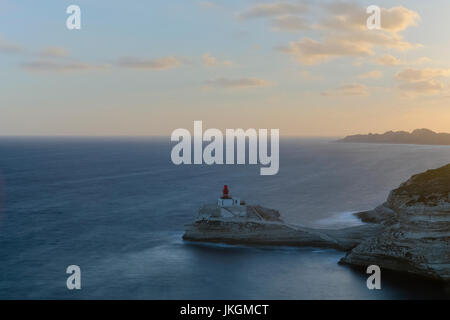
[336,129,450,145]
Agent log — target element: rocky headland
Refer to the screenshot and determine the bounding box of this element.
[183,164,450,282]
[336,128,450,145]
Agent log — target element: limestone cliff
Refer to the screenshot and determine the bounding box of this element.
[342,164,450,281]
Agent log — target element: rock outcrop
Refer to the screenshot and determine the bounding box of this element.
[341,164,450,282]
[183,205,382,251]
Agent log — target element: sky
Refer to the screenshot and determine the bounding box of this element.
[1,0,450,137]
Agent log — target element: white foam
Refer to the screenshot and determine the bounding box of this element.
[312,211,365,229]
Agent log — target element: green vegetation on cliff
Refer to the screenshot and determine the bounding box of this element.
[391,164,450,206]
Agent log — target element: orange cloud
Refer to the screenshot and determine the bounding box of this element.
[272,15,309,32]
[376,54,432,66]
[380,6,420,32]
[358,70,383,79]
[237,2,307,20]
[0,36,23,54]
[279,37,373,65]
[205,77,271,89]
[278,3,420,65]
[202,53,233,67]
[322,83,369,96]
[117,56,181,70]
[396,68,450,81]
[39,47,69,58]
[396,68,450,96]
[22,61,110,72]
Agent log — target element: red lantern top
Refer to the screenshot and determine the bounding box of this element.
[222,185,230,199]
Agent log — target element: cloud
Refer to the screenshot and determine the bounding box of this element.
[375,54,432,66]
[358,70,382,79]
[398,79,445,95]
[375,54,401,66]
[380,6,420,33]
[278,37,373,65]
[414,57,432,65]
[278,3,420,65]
[272,15,309,32]
[321,3,419,33]
[117,56,181,70]
[343,30,414,51]
[22,61,110,72]
[299,70,322,81]
[322,83,368,96]
[235,2,420,66]
[396,68,450,82]
[237,2,307,20]
[395,68,450,96]
[39,47,69,58]
[23,55,184,73]
[236,2,310,32]
[0,38,23,54]
[320,1,368,31]
[202,53,233,67]
[204,77,271,89]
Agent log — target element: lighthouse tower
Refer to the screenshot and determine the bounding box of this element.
[217,185,240,207]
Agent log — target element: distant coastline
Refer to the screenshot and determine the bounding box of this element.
[336,129,450,146]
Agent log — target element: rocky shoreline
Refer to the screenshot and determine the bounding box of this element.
[183,164,450,282]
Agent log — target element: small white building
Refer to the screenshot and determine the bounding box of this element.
[217,197,240,207]
[217,185,242,207]
[216,185,246,218]
[196,186,247,221]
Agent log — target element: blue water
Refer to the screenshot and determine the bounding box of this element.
[0,137,449,299]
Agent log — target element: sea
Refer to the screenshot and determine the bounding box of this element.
[0,137,449,299]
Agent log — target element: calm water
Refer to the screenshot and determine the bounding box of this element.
[0,137,449,299]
